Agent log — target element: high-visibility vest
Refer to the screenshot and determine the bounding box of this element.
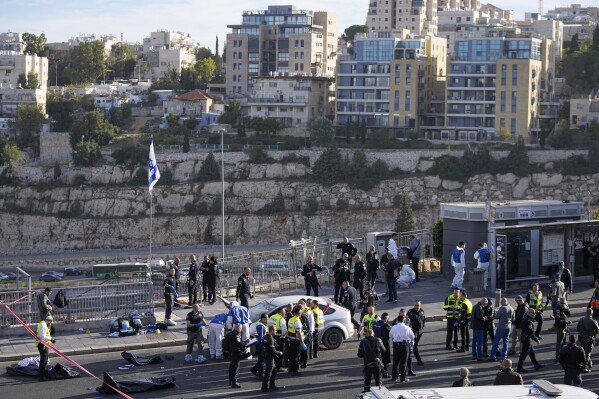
[255,321,267,337]
[363,313,378,331]
[312,307,324,327]
[462,298,473,320]
[269,313,283,333]
[528,290,542,312]
[288,316,303,337]
[443,294,460,319]
[36,321,51,347]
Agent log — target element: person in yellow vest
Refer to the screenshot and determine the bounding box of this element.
[362,306,380,334]
[298,299,314,369]
[525,282,544,339]
[456,291,472,352]
[36,315,55,381]
[287,306,305,375]
[268,307,287,371]
[443,287,461,350]
[310,300,324,358]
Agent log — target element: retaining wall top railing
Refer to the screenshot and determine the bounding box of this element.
[0,281,154,327]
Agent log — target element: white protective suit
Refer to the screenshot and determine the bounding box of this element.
[397,264,416,289]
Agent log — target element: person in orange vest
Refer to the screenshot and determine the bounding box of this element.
[36,315,56,381]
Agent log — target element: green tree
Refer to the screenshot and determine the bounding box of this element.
[0,140,22,178]
[311,147,344,186]
[341,25,369,43]
[308,117,334,146]
[8,104,45,149]
[432,219,443,257]
[501,137,530,176]
[195,47,214,60]
[215,36,220,57]
[22,33,47,56]
[183,131,190,153]
[72,141,102,166]
[70,110,118,147]
[197,152,221,181]
[53,161,62,180]
[112,142,146,168]
[150,68,182,90]
[195,57,216,88]
[17,72,39,89]
[110,43,136,79]
[67,40,107,84]
[394,194,415,233]
[593,25,599,52]
[568,33,580,54]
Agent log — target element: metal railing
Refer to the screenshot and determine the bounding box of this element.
[399,229,433,259]
[0,281,154,327]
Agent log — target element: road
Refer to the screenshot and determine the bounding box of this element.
[3,312,599,399]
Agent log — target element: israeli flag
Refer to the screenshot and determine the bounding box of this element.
[148,136,160,193]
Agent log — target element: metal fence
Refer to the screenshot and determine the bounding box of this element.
[0,281,154,327]
[399,229,433,259]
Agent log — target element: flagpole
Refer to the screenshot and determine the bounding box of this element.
[148,135,160,268]
[150,192,153,264]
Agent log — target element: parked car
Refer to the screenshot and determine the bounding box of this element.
[150,259,165,268]
[246,295,354,350]
[0,272,9,281]
[40,272,62,282]
[256,260,290,274]
[151,272,165,282]
[64,267,83,276]
[3,272,17,280]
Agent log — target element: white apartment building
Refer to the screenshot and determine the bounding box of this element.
[247,75,334,127]
[140,30,197,81]
[570,89,599,128]
[367,0,439,36]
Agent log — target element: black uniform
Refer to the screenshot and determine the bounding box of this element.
[407,307,426,364]
[333,258,351,304]
[337,241,358,261]
[354,261,367,300]
[262,333,282,392]
[200,260,210,302]
[373,319,391,371]
[187,261,199,305]
[482,303,495,356]
[301,262,322,296]
[577,314,599,370]
[236,273,251,308]
[559,341,586,386]
[366,251,380,288]
[357,335,386,392]
[517,314,543,371]
[341,285,359,330]
[163,274,177,320]
[361,288,378,320]
[207,260,218,304]
[226,329,246,387]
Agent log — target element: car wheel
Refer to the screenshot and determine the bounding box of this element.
[322,327,343,350]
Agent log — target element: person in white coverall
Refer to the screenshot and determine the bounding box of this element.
[474,243,491,290]
[397,264,416,289]
[208,312,227,360]
[451,242,466,289]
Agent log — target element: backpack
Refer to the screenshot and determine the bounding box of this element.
[53,291,68,308]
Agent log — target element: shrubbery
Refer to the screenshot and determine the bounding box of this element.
[197,152,221,181]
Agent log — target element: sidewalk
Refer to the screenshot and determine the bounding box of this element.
[0,273,594,363]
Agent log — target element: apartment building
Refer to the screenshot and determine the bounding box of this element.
[336,31,446,130]
[140,30,197,81]
[225,5,337,98]
[0,32,48,116]
[570,89,599,128]
[247,75,334,127]
[367,0,438,36]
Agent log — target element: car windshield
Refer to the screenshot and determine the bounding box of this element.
[248,300,278,322]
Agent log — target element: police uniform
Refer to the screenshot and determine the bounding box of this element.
[250,321,267,378]
[311,306,324,358]
[287,314,304,374]
[443,292,461,349]
[457,297,473,351]
[268,312,287,370]
[36,318,54,381]
[525,288,543,338]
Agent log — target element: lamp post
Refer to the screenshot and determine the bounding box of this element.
[220,129,226,265]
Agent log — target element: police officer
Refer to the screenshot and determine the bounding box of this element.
[390,315,414,383]
[337,236,358,262]
[443,287,461,350]
[456,291,472,352]
[287,306,306,376]
[185,303,207,363]
[163,267,178,326]
[559,334,586,387]
[298,299,314,368]
[577,307,599,372]
[310,300,324,358]
[358,328,386,393]
[250,314,268,379]
[301,256,322,296]
[525,282,544,339]
[361,281,377,322]
[207,256,219,305]
[187,255,199,305]
[362,306,379,336]
[36,315,55,381]
[554,298,571,361]
[366,245,380,289]
[261,325,282,393]
[268,307,287,371]
[373,312,391,377]
[199,256,210,302]
[407,300,426,366]
[236,267,253,309]
[354,255,367,300]
[225,324,245,388]
[333,254,351,304]
[517,308,545,373]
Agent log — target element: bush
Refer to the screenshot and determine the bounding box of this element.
[394,194,415,233]
[53,162,62,180]
[336,198,349,211]
[160,167,175,185]
[257,191,286,215]
[130,167,146,186]
[73,174,86,186]
[311,147,344,186]
[112,143,146,168]
[197,152,221,181]
[432,219,443,258]
[560,155,590,175]
[303,198,319,216]
[308,117,334,146]
[247,147,270,163]
[366,129,392,149]
[72,141,102,166]
[280,153,310,166]
[280,136,302,150]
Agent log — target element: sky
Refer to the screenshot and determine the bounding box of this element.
[1,0,597,51]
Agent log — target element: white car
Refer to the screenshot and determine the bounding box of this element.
[150,259,165,268]
[247,295,354,350]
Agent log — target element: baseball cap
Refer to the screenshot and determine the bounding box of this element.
[45,315,53,321]
[515,295,523,301]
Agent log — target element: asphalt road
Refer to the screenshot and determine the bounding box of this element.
[3,311,599,399]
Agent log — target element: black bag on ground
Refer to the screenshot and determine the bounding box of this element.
[6,363,80,379]
[156,322,168,330]
[96,372,176,394]
[121,351,163,366]
[52,291,68,308]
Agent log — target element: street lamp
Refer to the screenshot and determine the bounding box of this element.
[220,129,226,266]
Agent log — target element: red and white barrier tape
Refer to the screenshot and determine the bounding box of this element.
[1,303,134,399]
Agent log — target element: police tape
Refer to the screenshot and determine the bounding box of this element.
[7,290,39,306]
[2,304,134,399]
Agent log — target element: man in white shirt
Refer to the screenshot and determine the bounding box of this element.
[388,233,399,259]
[389,314,415,383]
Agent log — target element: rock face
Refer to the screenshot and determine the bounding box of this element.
[0,168,597,252]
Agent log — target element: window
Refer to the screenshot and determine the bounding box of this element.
[300,40,305,47]
[405,90,411,111]
[406,65,412,84]
[500,91,506,113]
[394,90,400,111]
[501,64,506,85]
[511,92,517,113]
[511,64,518,85]
[510,118,516,134]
